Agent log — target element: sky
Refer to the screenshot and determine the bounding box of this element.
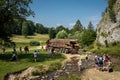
[28,0,107,29]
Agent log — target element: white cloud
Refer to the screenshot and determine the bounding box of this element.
[69,22,75,27]
[56,23,62,26]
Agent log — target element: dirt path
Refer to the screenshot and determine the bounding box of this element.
[63,53,120,80]
[82,68,120,80]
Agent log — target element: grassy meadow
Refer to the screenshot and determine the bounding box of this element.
[0,34,66,80]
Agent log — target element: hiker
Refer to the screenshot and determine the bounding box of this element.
[33,50,38,62]
[77,59,82,71]
[103,54,106,66]
[85,54,89,63]
[2,46,6,54]
[24,46,29,53]
[19,47,22,53]
[106,54,111,62]
[10,51,18,61]
[47,48,52,57]
[41,46,44,51]
[13,43,16,52]
[98,56,103,67]
[106,60,112,71]
[51,47,54,54]
[94,56,99,69]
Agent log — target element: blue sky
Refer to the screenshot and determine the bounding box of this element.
[28,0,107,29]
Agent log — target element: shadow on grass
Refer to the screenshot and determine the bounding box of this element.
[0,53,66,62]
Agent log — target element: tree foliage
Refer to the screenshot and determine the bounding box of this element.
[22,21,29,37]
[55,25,66,33]
[56,30,68,39]
[87,21,94,31]
[35,23,48,34]
[0,0,34,42]
[78,30,96,46]
[48,27,56,39]
[106,0,117,22]
[72,20,83,32]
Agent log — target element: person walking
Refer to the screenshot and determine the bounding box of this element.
[2,46,6,54]
[33,50,38,62]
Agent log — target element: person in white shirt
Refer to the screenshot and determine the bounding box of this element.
[33,50,38,62]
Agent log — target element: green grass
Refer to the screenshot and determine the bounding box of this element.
[90,43,120,56]
[0,34,49,53]
[0,34,66,80]
[0,51,66,80]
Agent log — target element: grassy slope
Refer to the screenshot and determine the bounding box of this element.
[0,52,65,80]
[90,43,120,57]
[0,34,66,80]
[0,34,49,53]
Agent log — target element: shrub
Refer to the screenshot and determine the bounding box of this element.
[32,70,41,76]
[29,40,40,46]
[48,62,62,72]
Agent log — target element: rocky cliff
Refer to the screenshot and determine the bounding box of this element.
[96,0,120,46]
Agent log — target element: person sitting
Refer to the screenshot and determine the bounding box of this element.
[10,51,17,61]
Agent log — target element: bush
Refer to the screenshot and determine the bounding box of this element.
[32,70,41,76]
[29,41,40,46]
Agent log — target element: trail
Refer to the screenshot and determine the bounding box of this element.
[63,53,120,80]
[6,52,120,80]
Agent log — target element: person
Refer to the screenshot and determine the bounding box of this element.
[41,46,44,51]
[13,44,16,52]
[103,54,106,66]
[98,56,103,67]
[106,60,112,71]
[10,51,18,61]
[2,46,6,54]
[77,59,82,71]
[19,47,22,53]
[24,46,29,53]
[51,47,54,54]
[33,50,38,62]
[94,56,99,69]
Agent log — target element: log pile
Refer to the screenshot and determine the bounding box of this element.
[46,39,79,54]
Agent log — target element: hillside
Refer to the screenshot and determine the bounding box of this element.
[96,0,120,46]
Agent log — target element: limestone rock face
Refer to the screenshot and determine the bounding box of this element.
[96,0,120,46]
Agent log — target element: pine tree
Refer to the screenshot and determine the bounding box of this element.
[73,20,83,32]
[87,21,94,31]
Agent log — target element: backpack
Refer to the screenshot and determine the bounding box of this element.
[109,68,113,72]
[99,57,103,63]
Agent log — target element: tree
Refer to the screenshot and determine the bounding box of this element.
[27,20,35,35]
[48,27,56,39]
[55,25,66,34]
[35,23,44,34]
[56,30,68,39]
[87,21,94,31]
[0,0,34,43]
[106,0,117,22]
[22,21,29,37]
[78,30,96,46]
[72,19,83,32]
